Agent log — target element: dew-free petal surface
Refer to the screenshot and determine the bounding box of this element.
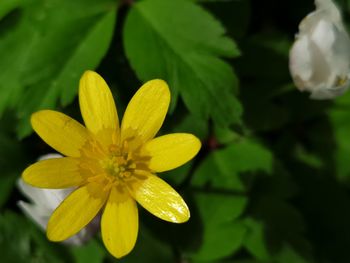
[101,188,138,258]
[143,133,201,172]
[31,110,91,157]
[47,183,108,241]
[79,71,120,136]
[121,79,170,148]
[22,157,84,189]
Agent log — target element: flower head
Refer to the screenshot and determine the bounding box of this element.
[22,71,201,258]
[289,0,350,99]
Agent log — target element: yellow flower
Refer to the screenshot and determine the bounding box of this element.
[22,71,201,258]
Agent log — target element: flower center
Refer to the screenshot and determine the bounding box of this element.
[101,155,136,180]
[335,75,348,87]
[80,135,151,192]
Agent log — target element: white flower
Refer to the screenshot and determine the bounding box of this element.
[17,154,99,246]
[289,0,350,99]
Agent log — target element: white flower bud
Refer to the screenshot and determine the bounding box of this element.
[289,0,350,99]
[17,154,99,246]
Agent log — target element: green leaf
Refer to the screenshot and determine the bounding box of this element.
[70,239,105,263]
[0,0,117,138]
[0,211,72,263]
[116,227,173,263]
[172,113,209,141]
[243,218,313,263]
[161,161,192,185]
[0,0,22,20]
[216,139,273,175]
[192,138,273,191]
[214,125,241,145]
[246,195,311,262]
[0,115,26,208]
[243,218,273,261]
[124,0,242,127]
[0,174,17,209]
[293,145,323,169]
[275,245,311,263]
[192,150,245,191]
[328,97,350,181]
[189,193,247,262]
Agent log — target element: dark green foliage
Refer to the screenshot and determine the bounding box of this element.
[0,0,116,137]
[124,0,242,127]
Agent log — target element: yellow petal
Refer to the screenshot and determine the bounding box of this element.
[121,79,170,148]
[102,188,138,258]
[79,71,120,137]
[142,133,201,172]
[130,174,189,223]
[22,157,84,188]
[47,183,108,241]
[31,110,91,157]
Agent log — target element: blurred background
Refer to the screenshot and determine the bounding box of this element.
[1,0,350,262]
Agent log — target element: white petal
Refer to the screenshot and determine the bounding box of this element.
[289,0,350,99]
[17,154,98,246]
[310,19,335,53]
[289,36,313,88]
[17,201,49,230]
[17,178,71,210]
[38,153,63,161]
